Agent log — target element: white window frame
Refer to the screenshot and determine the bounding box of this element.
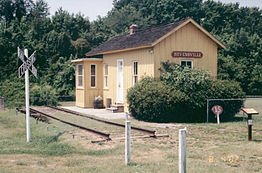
[90,64,96,88]
[77,64,83,88]
[180,60,193,69]
[133,61,138,85]
[104,64,108,89]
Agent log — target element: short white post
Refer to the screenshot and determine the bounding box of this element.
[179,128,187,173]
[125,121,131,165]
[25,49,30,142]
[216,113,220,124]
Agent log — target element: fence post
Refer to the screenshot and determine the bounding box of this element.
[125,120,131,165]
[179,128,187,173]
[206,99,209,123]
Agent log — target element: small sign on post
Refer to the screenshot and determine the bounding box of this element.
[241,108,259,141]
[212,105,223,124]
[18,47,37,142]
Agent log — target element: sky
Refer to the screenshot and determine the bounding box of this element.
[42,0,262,21]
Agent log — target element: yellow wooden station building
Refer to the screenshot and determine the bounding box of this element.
[71,18,225,112]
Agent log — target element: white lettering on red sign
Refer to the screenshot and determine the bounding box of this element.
[212,105,223,115]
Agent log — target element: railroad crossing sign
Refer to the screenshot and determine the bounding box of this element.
[18,47,37,78]
[17,48,37,143]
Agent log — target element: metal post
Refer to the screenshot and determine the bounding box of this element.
[125,112,129,121]
[25,49,30,143]
[206,99,209,123]
[248,114,252,141]
[216,113,220,124]
[179,128,187,173]
[125,121,131,165]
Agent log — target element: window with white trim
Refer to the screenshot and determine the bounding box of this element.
[133,61,138,85]
[104,64,108,88]
[181,60,193,69]
[77,64,83,87]
[90,64,96,88]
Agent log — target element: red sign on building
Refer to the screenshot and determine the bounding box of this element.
[171,51,203,58]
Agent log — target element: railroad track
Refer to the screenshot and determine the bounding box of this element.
[16,107,111,140]
[47,105,156,137]
[16,107,49,123]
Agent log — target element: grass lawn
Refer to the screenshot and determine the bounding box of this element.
[0,98,262,173]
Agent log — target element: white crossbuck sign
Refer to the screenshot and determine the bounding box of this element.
[18,47,37,78]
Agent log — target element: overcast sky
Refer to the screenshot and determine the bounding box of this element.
[42,0,262,21]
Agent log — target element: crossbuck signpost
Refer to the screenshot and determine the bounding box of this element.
[18,47,37,142]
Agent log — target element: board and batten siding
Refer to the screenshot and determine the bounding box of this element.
[75,60,103,108]
[103,48,154,111]
[153,22,218,78]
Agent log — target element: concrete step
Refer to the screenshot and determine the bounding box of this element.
[106,105,124,113]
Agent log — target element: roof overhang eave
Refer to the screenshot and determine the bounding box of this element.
[71,58,103,63]
[151,18,226,49]
[86,44,153,57]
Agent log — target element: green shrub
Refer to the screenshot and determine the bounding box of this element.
[0,78,25,108]
[127,77,189,122]
[30,85,58,106]
[160,62,214,121]
[127,61,245,122]
[208,80,245,122]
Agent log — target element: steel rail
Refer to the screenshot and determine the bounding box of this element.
[18,107,111,140]
[16,107,49,123]
[47,106,156,137]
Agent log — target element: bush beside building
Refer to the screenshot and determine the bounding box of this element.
[127,62,245,122]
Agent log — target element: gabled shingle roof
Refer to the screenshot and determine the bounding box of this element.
[86,19,187,56]
[86,18,225,56]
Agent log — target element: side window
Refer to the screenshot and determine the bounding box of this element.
[104,64,108,88]
[90,64,96,88]
[133,61,138,85]
[77,64,83,87]
[181,60,193,69]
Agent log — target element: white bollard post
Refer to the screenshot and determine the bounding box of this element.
[216,113,220,124]
[125,121,131,165]
[179,128,187,173]
[24,49,30,143]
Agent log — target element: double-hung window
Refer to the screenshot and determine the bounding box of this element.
[90,64,96,88]
[181,60,193,69]
[77,64,83,88]
[133,61,138,85]
[104,64,108,88]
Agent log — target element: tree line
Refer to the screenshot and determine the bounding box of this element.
[0,0,261,106]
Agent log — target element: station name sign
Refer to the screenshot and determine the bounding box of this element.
[171,51,203,58]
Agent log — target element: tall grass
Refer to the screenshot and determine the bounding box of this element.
[0,110,75,156]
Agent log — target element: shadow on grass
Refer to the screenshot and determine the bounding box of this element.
[253,139,262,143]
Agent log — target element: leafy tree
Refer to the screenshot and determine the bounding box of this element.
[45,56,75,96]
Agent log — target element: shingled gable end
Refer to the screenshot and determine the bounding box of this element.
[72,18,226,111]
